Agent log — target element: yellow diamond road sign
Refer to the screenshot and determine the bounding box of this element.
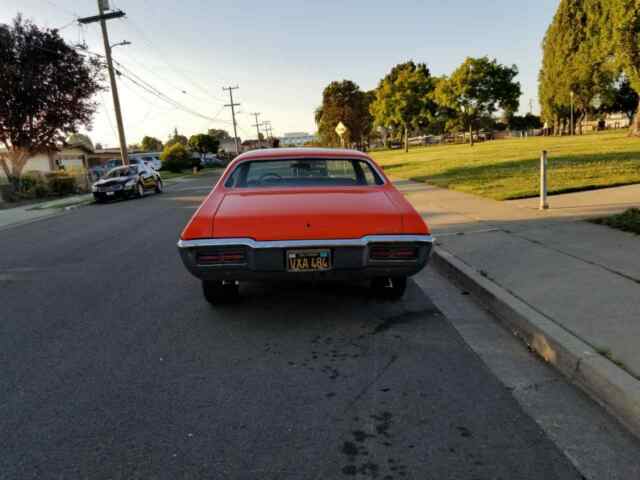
[335,121,348,137]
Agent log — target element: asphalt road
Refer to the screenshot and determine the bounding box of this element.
[0,172,590,479]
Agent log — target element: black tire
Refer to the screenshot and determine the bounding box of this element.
[155,179,163,194]
[202,280,239,304]
[371,276,407,301]
[136,182,145,198]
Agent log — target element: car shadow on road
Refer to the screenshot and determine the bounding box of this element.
[200,278,441,335]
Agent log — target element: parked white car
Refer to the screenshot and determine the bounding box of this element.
[129,154,162,171]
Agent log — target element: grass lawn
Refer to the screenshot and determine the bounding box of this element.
[370,130,640,200]
[592,208,640,235]
[160,167,223,181]
[159,170,191,181]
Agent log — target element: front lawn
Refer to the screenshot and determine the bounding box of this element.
[159,170,191,181]
[370,130,640,200]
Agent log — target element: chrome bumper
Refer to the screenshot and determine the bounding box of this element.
[177,235,434,281]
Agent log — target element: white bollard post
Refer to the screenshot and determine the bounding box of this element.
[540,150,549,210]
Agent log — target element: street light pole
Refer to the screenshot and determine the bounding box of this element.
[570,91,574,136]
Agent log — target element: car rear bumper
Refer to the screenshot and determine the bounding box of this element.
[93,189,134,201]
[177,235,433,282]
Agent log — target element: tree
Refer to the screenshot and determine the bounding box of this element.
[141,136,163,152]
[370,61,436,152]
[166,128,188,148]
[207,129,231,142]
[315,80,372,148]
[611,0,640,135]
[0,16,102,184]
[508,113,542,131]
[607,75,639,121]
[436,57,521,145]
[539,0,620,135]
[160,143,190,173]
[188,133,219,160]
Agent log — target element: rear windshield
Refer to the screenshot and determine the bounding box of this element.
[224,158,384,188]
[106,166,138,178]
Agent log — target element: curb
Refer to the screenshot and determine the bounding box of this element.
[431,246,640,440]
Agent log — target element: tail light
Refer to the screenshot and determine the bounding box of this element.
[369,244,418,261]
[197,247,247,265]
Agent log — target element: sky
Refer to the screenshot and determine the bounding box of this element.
[2,0,559,148]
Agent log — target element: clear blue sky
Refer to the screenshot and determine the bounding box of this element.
[2,0,559,147]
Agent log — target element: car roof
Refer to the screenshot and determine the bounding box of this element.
[233,147,371,162]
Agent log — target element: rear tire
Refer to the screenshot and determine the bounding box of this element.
[202,280,239,304]
[371,276,407,301]
[155,179,163,194]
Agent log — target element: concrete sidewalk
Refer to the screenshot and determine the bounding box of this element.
[396,179,640,432]
[0,194,93,231]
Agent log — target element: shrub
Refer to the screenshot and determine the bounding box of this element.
[0,184,20,202]
[21,171,49,198]
[46,171,76,196]
[160,143,191,173]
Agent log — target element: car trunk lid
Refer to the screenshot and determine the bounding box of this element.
[213,189,402,241]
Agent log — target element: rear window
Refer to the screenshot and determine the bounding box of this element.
[224,158,384,188]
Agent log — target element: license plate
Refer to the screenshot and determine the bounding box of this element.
[106,191,114,196]
[287,249,331,272]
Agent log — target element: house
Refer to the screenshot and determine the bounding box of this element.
[281,132,316,147]
[219,139,239,153]
[240,139,272,152]
[0,133,95,180]
[582,112,631,132]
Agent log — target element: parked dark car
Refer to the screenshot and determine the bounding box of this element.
[200,155,224,168]
[92,164,163,203]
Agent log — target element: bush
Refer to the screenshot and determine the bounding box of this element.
[0,184,20,202]
[160,143,191,173]
[21,171,49,198]
[45,171,76,196]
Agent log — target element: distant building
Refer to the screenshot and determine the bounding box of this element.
[582,112,631,132]
[281,132,316,147]
[240,139,272,152]
[219,139,239,153]
[0,134,95,179]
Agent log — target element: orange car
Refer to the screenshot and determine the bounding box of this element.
[177,148,433,303]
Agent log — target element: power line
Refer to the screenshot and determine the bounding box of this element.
[116,65,223,123]
[70,44,231,126]
[121,17,228,105]
[98,90,118,145]
[42,0,78,18]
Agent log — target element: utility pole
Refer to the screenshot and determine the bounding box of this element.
[79,2,129,165]
[223,86,240,154]
[262,120,272,139]
[251,112,261,140]
[529,98,534,115]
